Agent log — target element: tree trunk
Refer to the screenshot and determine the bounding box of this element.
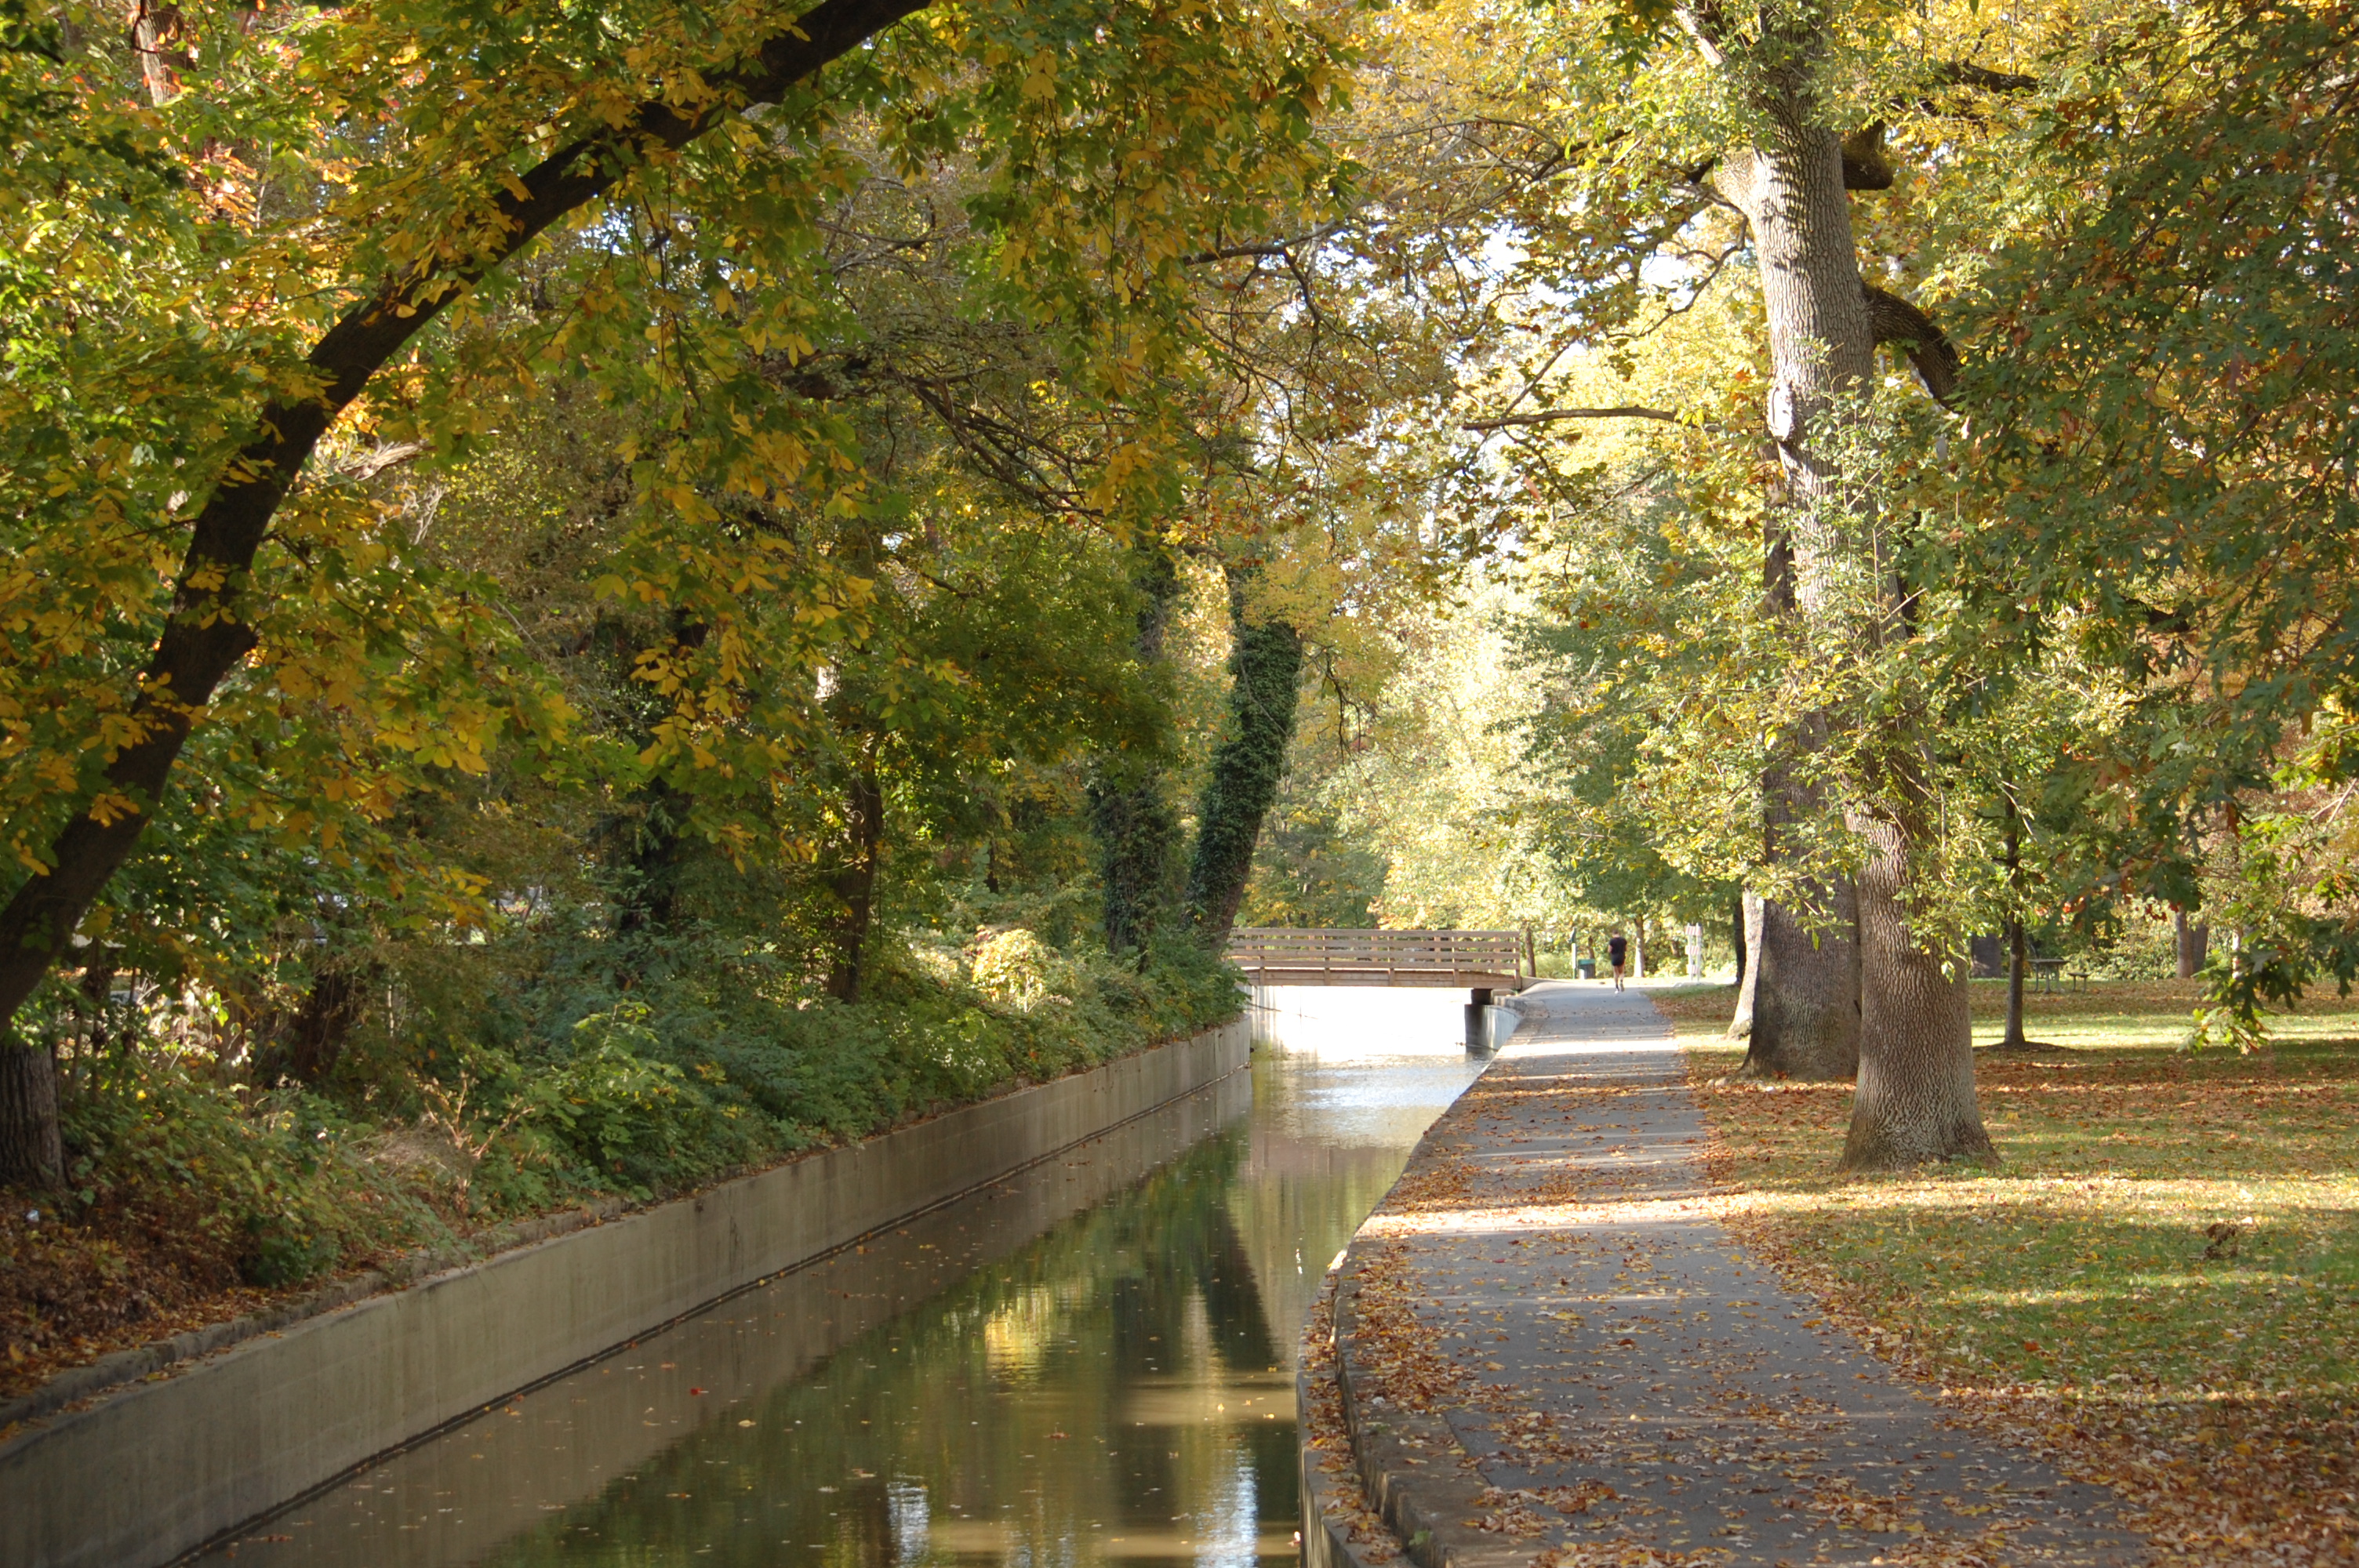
[2000,790,2029,1048]
[1694,3,1983,1156]
[823,756,885,1004]
[1841,810,1991,1169]
[1728,891,1762,1038]
[282,964,373,1085]
[1183,572,1302,943]
[129,1,187,106]
[0,1038,64,1188]
[2175,909,2209,979]
[1090,543,1184,953]
[2003,918,2029,1047]
[1090,781,1181,953]
[1742,893,1859,1078]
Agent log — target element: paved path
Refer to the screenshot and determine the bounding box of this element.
[1322,981,2143,1567]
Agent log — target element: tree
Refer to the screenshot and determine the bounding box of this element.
[1184,572,1306,941]
[1958,0,2359,1040]
[0,0,1354,1181]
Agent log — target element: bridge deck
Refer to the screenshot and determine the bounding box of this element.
[1226,927,1526,989]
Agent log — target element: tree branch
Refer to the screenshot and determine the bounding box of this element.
[1926,60,2037,94]
[1864,284,1959,404]
[1463,405,1683,433]
[0,0,935,1029]
[1181,219,1351,266]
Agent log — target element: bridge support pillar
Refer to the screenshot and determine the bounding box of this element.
[1466,988,1494,1053]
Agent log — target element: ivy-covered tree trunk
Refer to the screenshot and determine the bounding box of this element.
[1091,544,1184,953]
[1184,572,1303,943]
[823,750,885,1004]
[1092,782,1182,953]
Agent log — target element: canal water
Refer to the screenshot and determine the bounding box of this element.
[204,989,1482,1568]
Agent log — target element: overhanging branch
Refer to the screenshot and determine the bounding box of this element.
[0,0,936,1029]
[1864,284,1960,404]
[1463,405,1683,433]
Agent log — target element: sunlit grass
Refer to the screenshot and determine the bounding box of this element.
[1663,979,2359,1398]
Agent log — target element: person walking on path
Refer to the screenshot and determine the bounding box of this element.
[1606,931,1627,990]
[1305,979,2140,1567]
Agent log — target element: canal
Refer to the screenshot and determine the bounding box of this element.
[204,989,1481,1567]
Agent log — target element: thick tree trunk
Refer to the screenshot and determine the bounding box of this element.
[1727,891,1761,1038]
[1183,572,1303,943]
[1695,3,1984,1156]
[0,1039,64,1188]
[2175,909,2209,979]
[1841,811,1991,1169]
[1090,782,1181,953]
[1742,892,1859,1078]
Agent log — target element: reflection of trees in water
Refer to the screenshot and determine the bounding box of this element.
[485,1126,1303,1568]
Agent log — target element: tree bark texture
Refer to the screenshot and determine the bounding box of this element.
[1183,575,1303,943]
[0,1037,63,1188]
[1841,811,1992,1168]
[1742,893,1859,1078]
[0,0,932,1183]
[1720,101,1873,1083]
[2175,910,2209,979]
[1089,545,1184,953]
[1727,890,1762,1038]
[2004,918,2029,1047]
[1696,2,1984,1156]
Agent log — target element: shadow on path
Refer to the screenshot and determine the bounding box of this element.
[1321,980,2145,1567]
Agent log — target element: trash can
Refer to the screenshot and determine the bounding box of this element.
[1576,959,1596,979]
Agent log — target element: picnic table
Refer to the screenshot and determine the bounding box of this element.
[2028,958,2088,994]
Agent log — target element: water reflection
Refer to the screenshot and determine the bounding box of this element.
[206,990,1479,1567]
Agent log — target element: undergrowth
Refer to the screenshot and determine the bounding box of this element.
[1,935,1237,1402]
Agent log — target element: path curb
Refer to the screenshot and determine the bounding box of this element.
[1329,1169,1521,1568]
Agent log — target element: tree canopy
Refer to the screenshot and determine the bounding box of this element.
[4,0,2357,1216]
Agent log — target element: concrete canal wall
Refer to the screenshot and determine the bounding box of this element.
[0,1017,1249,1568]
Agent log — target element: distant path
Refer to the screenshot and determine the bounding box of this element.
[1320,980,2143,1567]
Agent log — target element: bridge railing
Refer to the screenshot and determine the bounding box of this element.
[1225,927,1526,989]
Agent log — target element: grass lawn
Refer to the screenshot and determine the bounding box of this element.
[1656,978,2359,1564]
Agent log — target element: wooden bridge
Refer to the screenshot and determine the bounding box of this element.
[1224,927,1528,990]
